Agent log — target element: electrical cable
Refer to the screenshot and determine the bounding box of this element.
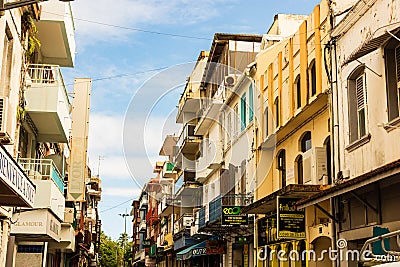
[41,11,212,41]
[99,198,135,213]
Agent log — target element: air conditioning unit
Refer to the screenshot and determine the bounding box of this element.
[303,147,328,185]
[0,97,11,143]
[64,207,74,223]
[224,75,237,87]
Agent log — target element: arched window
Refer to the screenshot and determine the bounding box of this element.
[296,155,303,185]
[300,131,312,152]
[295,75,301,109]
[275,97,280,128]
[309,60,316,96]
[277,150,286,188]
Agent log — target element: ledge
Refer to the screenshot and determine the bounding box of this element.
[345,133,371,152]
[383,117,400,132]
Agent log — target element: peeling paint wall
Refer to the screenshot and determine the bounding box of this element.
[335,0,400,180]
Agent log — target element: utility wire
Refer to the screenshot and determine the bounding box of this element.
[99,198,135,213]
[41,11,212,41]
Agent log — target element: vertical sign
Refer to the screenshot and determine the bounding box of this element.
[67,78,91,202]
[277,197,305,239]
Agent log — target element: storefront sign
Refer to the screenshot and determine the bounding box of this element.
[11,209,61,241]
[67,79,91,202]
[277,197,305,239]
[243,244,249,267]
[221,206,248,227]
[192,247,206,256]
[0,146,35,207]
[235,236,252,243]
[143,240,151,247]
[206,240,226,254]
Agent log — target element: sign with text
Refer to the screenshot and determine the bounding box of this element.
[11,209,61,241]
[277,197,305,239]
[67,78,91,202]
[206,240,227,254]
[221,206,248,227]
[0,146,35,207]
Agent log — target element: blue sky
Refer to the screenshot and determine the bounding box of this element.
[62,0,321,240]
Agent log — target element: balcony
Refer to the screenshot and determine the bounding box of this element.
[26,64,71,143]
[194,94,224,136]
[162,162,177,178]
[36,1,75,67]
[198,194,253,229]
[174,214,193,234]
[87,177,102,201]
[176,124,202,157]
[176,90,201,124]
[139,219,146,232]
[146,208,159,225]
[19,158,64,193]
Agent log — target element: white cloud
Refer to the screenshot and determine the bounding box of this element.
[71,0,230,43]
[102,186,141,197]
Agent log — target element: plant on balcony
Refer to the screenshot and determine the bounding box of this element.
[21,12,41,59]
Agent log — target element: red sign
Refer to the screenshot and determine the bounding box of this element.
[206,240,227,254]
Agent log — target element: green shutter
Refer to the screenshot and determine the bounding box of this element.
[241,93,246,131]
[249,83,254,122]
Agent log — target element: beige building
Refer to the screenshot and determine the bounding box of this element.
[299,0,400,267]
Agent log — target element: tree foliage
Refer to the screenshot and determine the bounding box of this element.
[98,232,133,267]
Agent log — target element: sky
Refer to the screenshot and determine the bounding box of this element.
[61,0,321,240]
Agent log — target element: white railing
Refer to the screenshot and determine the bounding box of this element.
[18,158,64,192]
[28,64,71,108]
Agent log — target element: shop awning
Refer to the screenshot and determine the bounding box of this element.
[176,241,206,261]
[297,159,400,209]
[242,184,325,214]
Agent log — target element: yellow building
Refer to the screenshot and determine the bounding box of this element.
[243,1,333,266]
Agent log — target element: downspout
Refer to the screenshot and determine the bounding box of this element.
[325,3,340,267]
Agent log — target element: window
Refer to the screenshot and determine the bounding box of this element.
[296,155,303,184]
[227,111,232,143]
[300,131,312,152]
[264,104,269,138]
[241,93,247,131]
[309,60,316,96]
[295,75,301,109]
[277,150,286,188]
[275,97,279,128]
[249,83,254,123]
[1,25,13,96]
[348,67,367,143]
[384,40,400,121]
[234,104,239,137]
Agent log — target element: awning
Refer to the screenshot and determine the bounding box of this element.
[242,184,325,214]
[342,25,400,66]
[0,144,35,207]
[176,241,206,261]
[297,159,400,209]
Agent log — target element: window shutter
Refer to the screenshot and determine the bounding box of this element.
[356,75,365,110]
[396,46,400,86]
[249,83,254,122]
[241,93,246,131]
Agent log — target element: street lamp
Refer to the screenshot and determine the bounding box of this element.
[0,0,74,12]
[118,212,131,267]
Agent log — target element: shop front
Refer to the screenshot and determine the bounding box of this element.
[176,239,226,267]
[243,185,321,267]
[9,208,62,267]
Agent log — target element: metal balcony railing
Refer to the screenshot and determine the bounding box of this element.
[174,214,193,234]
[176,123,201,149]
[18,158,64,192]
[27,64,71,107]
[208,194,253,224]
